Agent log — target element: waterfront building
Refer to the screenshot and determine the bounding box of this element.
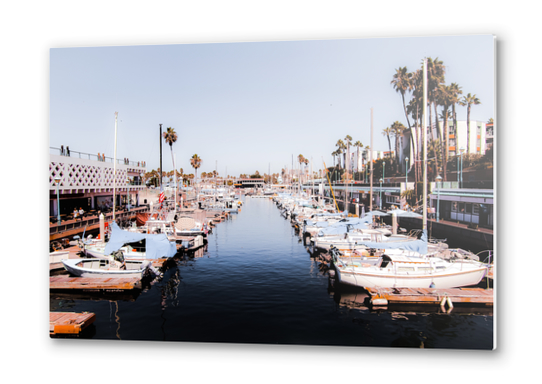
[49,147,146,220]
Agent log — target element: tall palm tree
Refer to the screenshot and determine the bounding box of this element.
[163,127,178,192]
[382,127,393,158]
[449,82,463,151]
[335,139,345,169]
[391,121,406,174]
[190,154,202,186]
[391,66,413,130]
[438,84,455,180]
[354,140,363,180]
[459,93,481,155]
[427,57,446,142]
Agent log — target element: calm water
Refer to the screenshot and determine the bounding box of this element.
[50,197,494,349]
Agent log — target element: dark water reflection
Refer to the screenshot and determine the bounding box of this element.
[50,197,493,349]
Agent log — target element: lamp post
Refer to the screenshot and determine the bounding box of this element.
[54,176,61,224]
[383,161,386,183]
[460,147,464,188]
[436,175,442,222]
[379,177,383,209]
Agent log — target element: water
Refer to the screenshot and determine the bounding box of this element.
[50,197,494,349]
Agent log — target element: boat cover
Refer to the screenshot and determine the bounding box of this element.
[356,230,428,254]
[104,222,177,259]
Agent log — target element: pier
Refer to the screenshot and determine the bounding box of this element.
[50,312,96,336]
[365,287,494,307]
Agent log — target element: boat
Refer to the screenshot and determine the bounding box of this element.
[80,222,178,260]
[62,257,161,278]
[330,231,488,289]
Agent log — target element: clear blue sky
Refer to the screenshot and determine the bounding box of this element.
[50,34,494,177]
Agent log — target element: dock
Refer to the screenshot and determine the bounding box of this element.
[50,276,142,292]
[365,287,494,307]
[50,312,96,336]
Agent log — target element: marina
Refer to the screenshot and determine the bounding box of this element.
[50,195,494,349]
[46,37,496,351]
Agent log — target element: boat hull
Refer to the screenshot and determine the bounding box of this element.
[61,258,145,278]
[335,265,487,289]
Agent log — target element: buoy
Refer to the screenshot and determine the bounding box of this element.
[446,297,454,309]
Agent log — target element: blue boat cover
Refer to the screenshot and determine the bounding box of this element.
[104,222,177,259]
[356,230,428,254]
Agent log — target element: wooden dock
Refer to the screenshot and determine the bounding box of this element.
[365,287,493,307]
[50,312,96,336]
[50,276,142,292]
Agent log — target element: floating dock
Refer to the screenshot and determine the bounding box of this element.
[366,287,493,307]
[50,312,96,336]
[50,276,142,292]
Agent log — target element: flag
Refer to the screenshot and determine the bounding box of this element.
[159,186,165,204]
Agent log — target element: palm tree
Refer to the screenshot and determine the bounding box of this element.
[459,93,481,155]
[449,83,463,150]
[427,57,446,142]
[391,66,413,130]
[163,127,178,192]
[382,127,393,159]
[353,140,363,180]
[190,154,202,186]
[438,84,455,180]
[335,139,345,168]
[391,121,406,174]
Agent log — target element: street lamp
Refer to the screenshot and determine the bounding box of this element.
[379,177,383,209]
[383,161,386,182]
[54,176,61,224]
[436,175,442,222]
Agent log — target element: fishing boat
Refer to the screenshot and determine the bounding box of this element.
[330,231,488,289]
[62,258,161,278]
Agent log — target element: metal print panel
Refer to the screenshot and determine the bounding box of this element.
[49,35,495,349]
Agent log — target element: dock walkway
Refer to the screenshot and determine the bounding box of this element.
[366,287,494,307]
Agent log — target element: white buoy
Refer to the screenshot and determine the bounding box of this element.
[446,297,454,309]
[372,297,388,306]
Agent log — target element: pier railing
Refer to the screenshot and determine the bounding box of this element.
[50,205,150,240]
[50,147,147,168]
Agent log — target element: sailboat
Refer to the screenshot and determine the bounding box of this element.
[330,60,489,289]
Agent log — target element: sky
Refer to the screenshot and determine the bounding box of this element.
[50,34,494,177]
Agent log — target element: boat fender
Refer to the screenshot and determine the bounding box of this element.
[372,297,388,306]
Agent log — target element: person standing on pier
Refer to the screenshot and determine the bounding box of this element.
[78,207,85,221]
[61,145,64,156]
[66,146,70,156]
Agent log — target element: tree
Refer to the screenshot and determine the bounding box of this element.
[163,126,178,184]
[459,93,481,155]
[190,154,202,186]
[353,140,363,180]
[391,121,406,174]
[382,127,393,159]
[391,66,413,131]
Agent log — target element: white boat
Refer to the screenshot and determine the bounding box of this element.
[330,231,488,289]
[62,258,161,278]
[81,222,177,261]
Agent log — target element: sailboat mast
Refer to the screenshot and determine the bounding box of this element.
[423,58,428,230]
[370,107,373,212]
[159,124,163,192]
[113,112,118,222]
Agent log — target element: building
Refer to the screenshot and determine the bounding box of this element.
[49,148,146,219]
